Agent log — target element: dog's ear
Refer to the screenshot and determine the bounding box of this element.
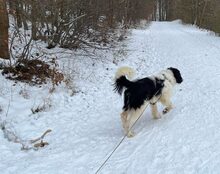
[168,67,183,84]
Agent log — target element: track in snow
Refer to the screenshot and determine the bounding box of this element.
[94,21,220,174]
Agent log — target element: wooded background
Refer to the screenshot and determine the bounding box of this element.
[1,0,220,59]
[153,0,220,33]
[4,0,154,49]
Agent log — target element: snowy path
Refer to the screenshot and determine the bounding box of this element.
[1,21,220,174]
[104,22,220,174]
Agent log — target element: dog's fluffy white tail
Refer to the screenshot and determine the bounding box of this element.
[115,66,135,80]
[114,66,135,95]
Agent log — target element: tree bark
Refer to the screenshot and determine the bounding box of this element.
[0,0,10,59]
[31,0,37,40]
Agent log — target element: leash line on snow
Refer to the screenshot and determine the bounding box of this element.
[94,101,151,174]
[95,76,164,174]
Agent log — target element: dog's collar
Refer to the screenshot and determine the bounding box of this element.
[162,73,168,80]
[162,73,172,83]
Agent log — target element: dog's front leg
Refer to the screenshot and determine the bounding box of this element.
[150,103,161,119]
[160,98,173,114]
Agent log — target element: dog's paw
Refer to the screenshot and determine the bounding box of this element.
[163,107,170,114]
[153,113,161,119]
[127,131,135,138]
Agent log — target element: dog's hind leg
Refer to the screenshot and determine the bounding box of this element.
[121,110,137,138]
[126,109,141,138]
[120,111,127,130]
[120,111,129,135]
[150,103,161,119]
[127,105,147,137]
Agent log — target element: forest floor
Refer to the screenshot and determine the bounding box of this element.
[1,20,220,174]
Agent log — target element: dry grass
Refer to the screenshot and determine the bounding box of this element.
[19,88,30,99]
[31,97,52,114]
[1,59,64,85]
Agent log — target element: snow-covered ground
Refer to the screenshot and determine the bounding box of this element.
[1,21,220,174]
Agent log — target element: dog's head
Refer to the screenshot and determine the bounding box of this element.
[168,67,183,84]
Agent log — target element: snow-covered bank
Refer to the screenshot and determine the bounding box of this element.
[1,21,220,174]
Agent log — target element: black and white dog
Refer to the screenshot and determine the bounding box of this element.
[114,66,183,137]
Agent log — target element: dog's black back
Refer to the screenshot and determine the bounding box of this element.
[115,76,164,111]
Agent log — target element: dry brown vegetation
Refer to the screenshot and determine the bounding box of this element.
[1,59,64,85]
[7,0,155,49]
[0,0,155,85]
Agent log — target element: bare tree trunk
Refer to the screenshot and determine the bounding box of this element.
[0,0,10,59]
[31,0,37,40]
[166,0,173,20]
[158,0,162,21]
[124,0,129,28]
[199,0,208,26]
[15,0,22,28]
[108,0,114,27]
[152,1,157,21]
